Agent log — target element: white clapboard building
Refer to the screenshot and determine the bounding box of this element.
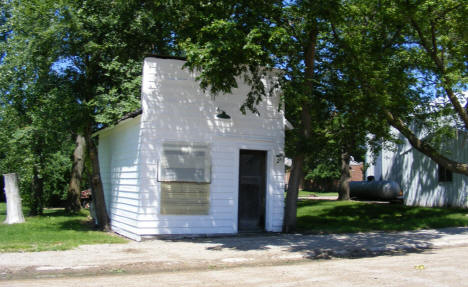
[366,128,468,208]
[95,56,287,240]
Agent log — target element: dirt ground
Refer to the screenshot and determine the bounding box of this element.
[2,245,468,287]
[1,227,468,285]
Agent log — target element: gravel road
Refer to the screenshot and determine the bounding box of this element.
[1,227,468,285]
[2,245,468,287]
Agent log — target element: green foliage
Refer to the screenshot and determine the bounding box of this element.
[0,0,79,211]
[53,0,179,125]
[305,163,340,182]
[0,0,180,213]
[334,0,467,156]
[0,203,126,252]
[297,200,468,233]
[178,0,392,164]
[177,1,285,113]
[1,0,466,217]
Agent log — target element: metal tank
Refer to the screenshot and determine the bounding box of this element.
[349,180,403,201]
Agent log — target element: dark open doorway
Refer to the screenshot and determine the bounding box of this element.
[238,149,267,232]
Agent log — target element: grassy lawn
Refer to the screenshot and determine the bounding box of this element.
[0,202,127,252]
[297,200,468,234]
[298,190,338,198]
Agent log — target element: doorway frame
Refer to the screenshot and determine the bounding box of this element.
[232,143,274,233]
[237,149,267,232]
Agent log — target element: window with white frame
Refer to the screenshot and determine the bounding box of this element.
[159,143,211,215]
[159,143,211,183]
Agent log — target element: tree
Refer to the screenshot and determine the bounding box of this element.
[331,0,467,177]
[1,0,179,225]
[175,0,358,231]
[0,0,77,214]
[175,0,403,228]
[56,0,179,228]
[383,0,467,175]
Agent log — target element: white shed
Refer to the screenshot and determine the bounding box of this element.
[96,56,286,240]
[366,128,468,208]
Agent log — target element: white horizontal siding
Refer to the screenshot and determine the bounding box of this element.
[110,191,140,200]
[111,196,139,206]
[111,213,138,227]
[137,218,234,229]
[137,227,236,236]
[211,192,234,200]
[111,184,139,193]
[136,208,233,219]
[111,201,140,213]
[111,208,138,220]
[111,220,142,241]
[98,117,142,237]
[111,171,139,179]
[380,128,468,208]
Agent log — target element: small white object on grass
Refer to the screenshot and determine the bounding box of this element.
[3,173,25,224]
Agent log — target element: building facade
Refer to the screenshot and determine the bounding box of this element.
[96,57,286,240]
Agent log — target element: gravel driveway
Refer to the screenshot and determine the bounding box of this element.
[1,227,468,281]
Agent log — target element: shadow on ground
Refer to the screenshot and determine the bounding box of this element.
[172,227,468,260]
[167,201,468,260]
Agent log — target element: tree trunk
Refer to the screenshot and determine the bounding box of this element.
[29,164,44,216]
[283,154,305,233]
[86,133,110,231]
[282,21,319,232]
[338,151,351,201]
[3,173,25,224]
[66,134,86,214]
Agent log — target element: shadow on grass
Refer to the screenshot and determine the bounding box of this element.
[171,200,468,260]
[0,204,125,252]
[296,200,468,233]
[46,210,97,232]
[58,218,96,231]
[1,205,96,232]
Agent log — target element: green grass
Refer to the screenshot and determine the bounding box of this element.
[0,202,127,252]
[298,190,338,198]
[297,200,468,234]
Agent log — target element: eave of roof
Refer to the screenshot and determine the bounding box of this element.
[144,54,187,61]
[92,108,142,137]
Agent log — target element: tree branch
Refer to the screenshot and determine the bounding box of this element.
[429,15,440,65]
[443,86,468,129]
[302,20,318,137]
[409,17,432,56]
[408,10,468,130]
[384,110,468,176]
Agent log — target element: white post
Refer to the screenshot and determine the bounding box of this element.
[3,173,25,224]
